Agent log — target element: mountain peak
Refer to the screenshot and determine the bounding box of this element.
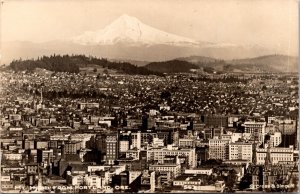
[110,14,142,27]
[117,14,140,22]
[72,14,199,46]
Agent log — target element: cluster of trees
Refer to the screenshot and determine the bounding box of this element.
[9,54,162,75]
[88,57,162,75]
[10,55,84,73]
[145,60,199,73]
[202,66,215,74]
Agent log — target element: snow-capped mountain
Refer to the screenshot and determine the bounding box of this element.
[2,14,278,64]
[72,14,200,47]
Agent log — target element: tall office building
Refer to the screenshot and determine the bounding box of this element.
[131,131,141,150]
[204,115,228,128]
[208,138,230,160]
[244,121,266,143]
[229,141,253,161]
[106,133,119,165]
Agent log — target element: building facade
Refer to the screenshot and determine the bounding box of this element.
[208,138,230,160]
[229,142,252,161]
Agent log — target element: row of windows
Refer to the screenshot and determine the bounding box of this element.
[257,156,292,161]
[230,153,251,155]
[150,167,179,171]
[257,153,293,157]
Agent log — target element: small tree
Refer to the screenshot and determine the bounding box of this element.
[103,69,109,75]
[239,173,252,190]
[226,169,237,192]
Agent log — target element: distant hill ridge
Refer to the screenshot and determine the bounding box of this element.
[7,54,298,74]
[8,54,163,76]
[176,55,222,63]
[175,54,298,73]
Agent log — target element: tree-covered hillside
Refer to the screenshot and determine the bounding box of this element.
[145,60,199,73]
[9,54,162,75]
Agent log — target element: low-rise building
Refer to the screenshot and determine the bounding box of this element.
[149,163,181,178]
[184,168,213,175]
[147,145,196,168]
[256,145,294,165]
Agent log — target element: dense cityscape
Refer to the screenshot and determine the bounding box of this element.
[0,66,298,193]
[0,0,299,192]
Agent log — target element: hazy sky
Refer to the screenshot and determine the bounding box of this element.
[1,0,298,55]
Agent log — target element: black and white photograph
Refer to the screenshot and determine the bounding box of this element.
[0,0,298,193]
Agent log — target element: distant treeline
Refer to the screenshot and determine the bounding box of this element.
[10,55,81,73]
[145,60,199,73]
[9,54,163,75]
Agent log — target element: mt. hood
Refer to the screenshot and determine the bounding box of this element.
[72,14,200,47]
[2,14,276,63]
